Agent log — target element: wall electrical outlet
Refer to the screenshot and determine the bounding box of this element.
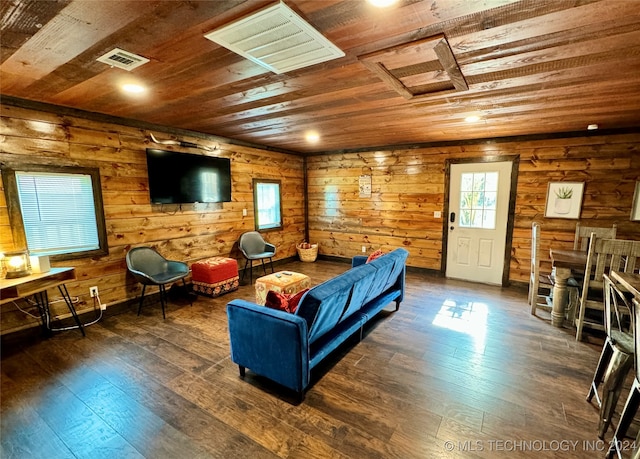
[242,208,247,216]
[89,286,99,298]
[434,211,442,218]
[100,302,107,311]
[362,246,367,253]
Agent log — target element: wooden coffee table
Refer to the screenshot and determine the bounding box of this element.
[255,271,311,306]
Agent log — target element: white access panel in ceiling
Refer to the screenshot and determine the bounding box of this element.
[204,2,344,74]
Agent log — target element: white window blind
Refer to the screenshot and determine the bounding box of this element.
[15,171,100,256]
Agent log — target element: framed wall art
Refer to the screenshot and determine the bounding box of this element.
[359,174,371,198]
[544,182,585,219]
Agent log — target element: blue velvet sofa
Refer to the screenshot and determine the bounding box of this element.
[226,248,409,398]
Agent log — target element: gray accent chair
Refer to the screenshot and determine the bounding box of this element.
[238,231,276,284]
[126,247,190,319]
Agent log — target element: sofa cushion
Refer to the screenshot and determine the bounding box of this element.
[362,248,408,303]
[296,263,376,344]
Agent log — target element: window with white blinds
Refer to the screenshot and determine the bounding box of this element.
[15,171,101,256]
[253,179,283,231]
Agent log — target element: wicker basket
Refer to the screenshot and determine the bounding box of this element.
[296,243,318,262]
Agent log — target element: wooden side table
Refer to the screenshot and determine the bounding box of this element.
[255,271,311,306]
[0,267,85,336]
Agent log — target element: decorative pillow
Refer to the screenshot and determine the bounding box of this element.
[265,291,289,311]
[287,289,308,313]
[366,249,385,263]
[265,288,309,313]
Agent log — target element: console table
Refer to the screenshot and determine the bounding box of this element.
[0,267,85,336]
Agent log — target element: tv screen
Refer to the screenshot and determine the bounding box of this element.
[145,149,231,204]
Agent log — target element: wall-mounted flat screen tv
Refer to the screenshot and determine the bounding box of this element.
[145,148,232,204]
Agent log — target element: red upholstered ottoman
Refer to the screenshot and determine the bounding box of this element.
[192,257,239,298]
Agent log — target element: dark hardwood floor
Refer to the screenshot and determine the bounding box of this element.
[1,259,633,458]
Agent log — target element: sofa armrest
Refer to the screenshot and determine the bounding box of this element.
[352,255,368,268]
[226,299,309,392]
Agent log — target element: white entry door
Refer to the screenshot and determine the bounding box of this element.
[445,161,513,285]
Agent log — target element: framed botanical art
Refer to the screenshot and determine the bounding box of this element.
[544,182,585,219]
[632,181,640,221]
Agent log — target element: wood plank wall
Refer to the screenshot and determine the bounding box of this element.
[0,104,305,334]
[307,133,640,282]
[1,103,638,335]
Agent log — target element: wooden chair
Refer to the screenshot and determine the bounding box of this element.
[587,273,634,439]
[529,222,553,315]
[575,237,640,341]
[606,297,640,459]
[573,222,617,251]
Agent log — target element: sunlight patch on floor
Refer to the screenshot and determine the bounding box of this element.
[432,299,488,353]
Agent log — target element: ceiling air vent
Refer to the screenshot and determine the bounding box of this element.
[96,48,149,71]
[204,2,344,74]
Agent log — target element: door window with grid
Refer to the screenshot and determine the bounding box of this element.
[459,172,498,229]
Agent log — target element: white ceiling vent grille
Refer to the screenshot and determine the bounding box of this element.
[96,48,149,71]
[204,2,344,74]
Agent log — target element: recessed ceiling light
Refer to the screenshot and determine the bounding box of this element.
[305,132,320,143]
[587,123,599,130]
[465,115,481,123]
[122,83,145,94]
[368,0,398,6]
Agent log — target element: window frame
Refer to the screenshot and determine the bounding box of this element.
[252,178,283,232]
[2,164,108,261]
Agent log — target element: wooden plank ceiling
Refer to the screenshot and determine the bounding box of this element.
[1,0,640,154]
